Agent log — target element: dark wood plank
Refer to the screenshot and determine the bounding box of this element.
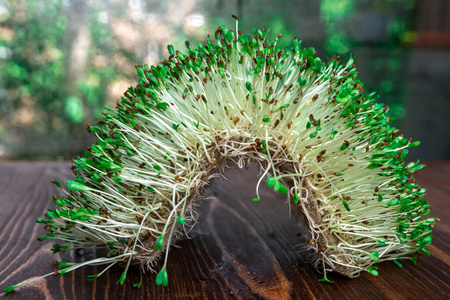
[0,161,449,299]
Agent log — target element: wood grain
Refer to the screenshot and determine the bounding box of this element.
[0,161,449,299]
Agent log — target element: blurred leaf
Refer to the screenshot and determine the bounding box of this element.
[6,63,27,80]
[65,96,84,123]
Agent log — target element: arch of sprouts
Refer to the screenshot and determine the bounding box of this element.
[4,18,436,293]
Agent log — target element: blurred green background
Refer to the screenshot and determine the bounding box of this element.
[1,0,449,160]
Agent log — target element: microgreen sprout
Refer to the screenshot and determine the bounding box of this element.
[4,16,435,293]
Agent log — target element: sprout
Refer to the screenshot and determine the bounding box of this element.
[4,18,436,293]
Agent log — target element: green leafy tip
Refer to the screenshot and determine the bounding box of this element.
[119,271,127,285]
[367,266,379,276]
[154,235,164,250]
[266,177,276,187]
[245,81,253,94]
[409,141,420,148]
[294,190,299,204]
[274,181,288,194]
[57,261,71,268]
[155,269,168,286]
[167,44,174,55]
[52,178,61,188]
[266,177,288,194]
[368,252,380,262]
[156,102,168,110]
[377,238,387,246]
[342,199,351,212]
[136,66,145,78]
[176,216,185,224]
[393,259,403,268]
[4,285,16,294]
[67,180,88,193]
[252,197,260,203]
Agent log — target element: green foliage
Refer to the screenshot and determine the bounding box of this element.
[0,0,116,158]
[0,0,416,159]
[319,0,415,124]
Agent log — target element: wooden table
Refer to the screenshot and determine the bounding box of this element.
[0,161,449,299]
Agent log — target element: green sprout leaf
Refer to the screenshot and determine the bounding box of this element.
[273,181,282,192]
[261,140,267,154]
[346,56,354,69]
[367,266,379,276]
[57,261,71,268]
[156,102,168,110]
[53,179,62,188]
[377,238,387,246]
[136,66,145,78]
[155,269,168,286]
[46,211,59,219]
[36,218,51,224]
[329,129,338,139]
[135,103,145,111]
[278,181,289,194]
[368,252,380,262]
[340,142,349,151]
[387,199,399,206]
[126,148,135,156]
[393,259,403,268]
[262,116,270,122]
[294,190,299,204]
[409,141,420,148]
[245,82,254,94]
[275,181,288,194]
[267,177,288,194]
[67,180,88,193]
[252,197,260,203]
[4,285,16,294]
[342,199,351,212]
[419,235,432,247]
[310,132,318,138]
[176,216,185,224]
[154,235,164,250]
[167,44,175,55]
[119,271,127,285]
[266,177,276,187]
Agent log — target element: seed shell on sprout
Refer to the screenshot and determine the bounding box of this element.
[4,20,437,294]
